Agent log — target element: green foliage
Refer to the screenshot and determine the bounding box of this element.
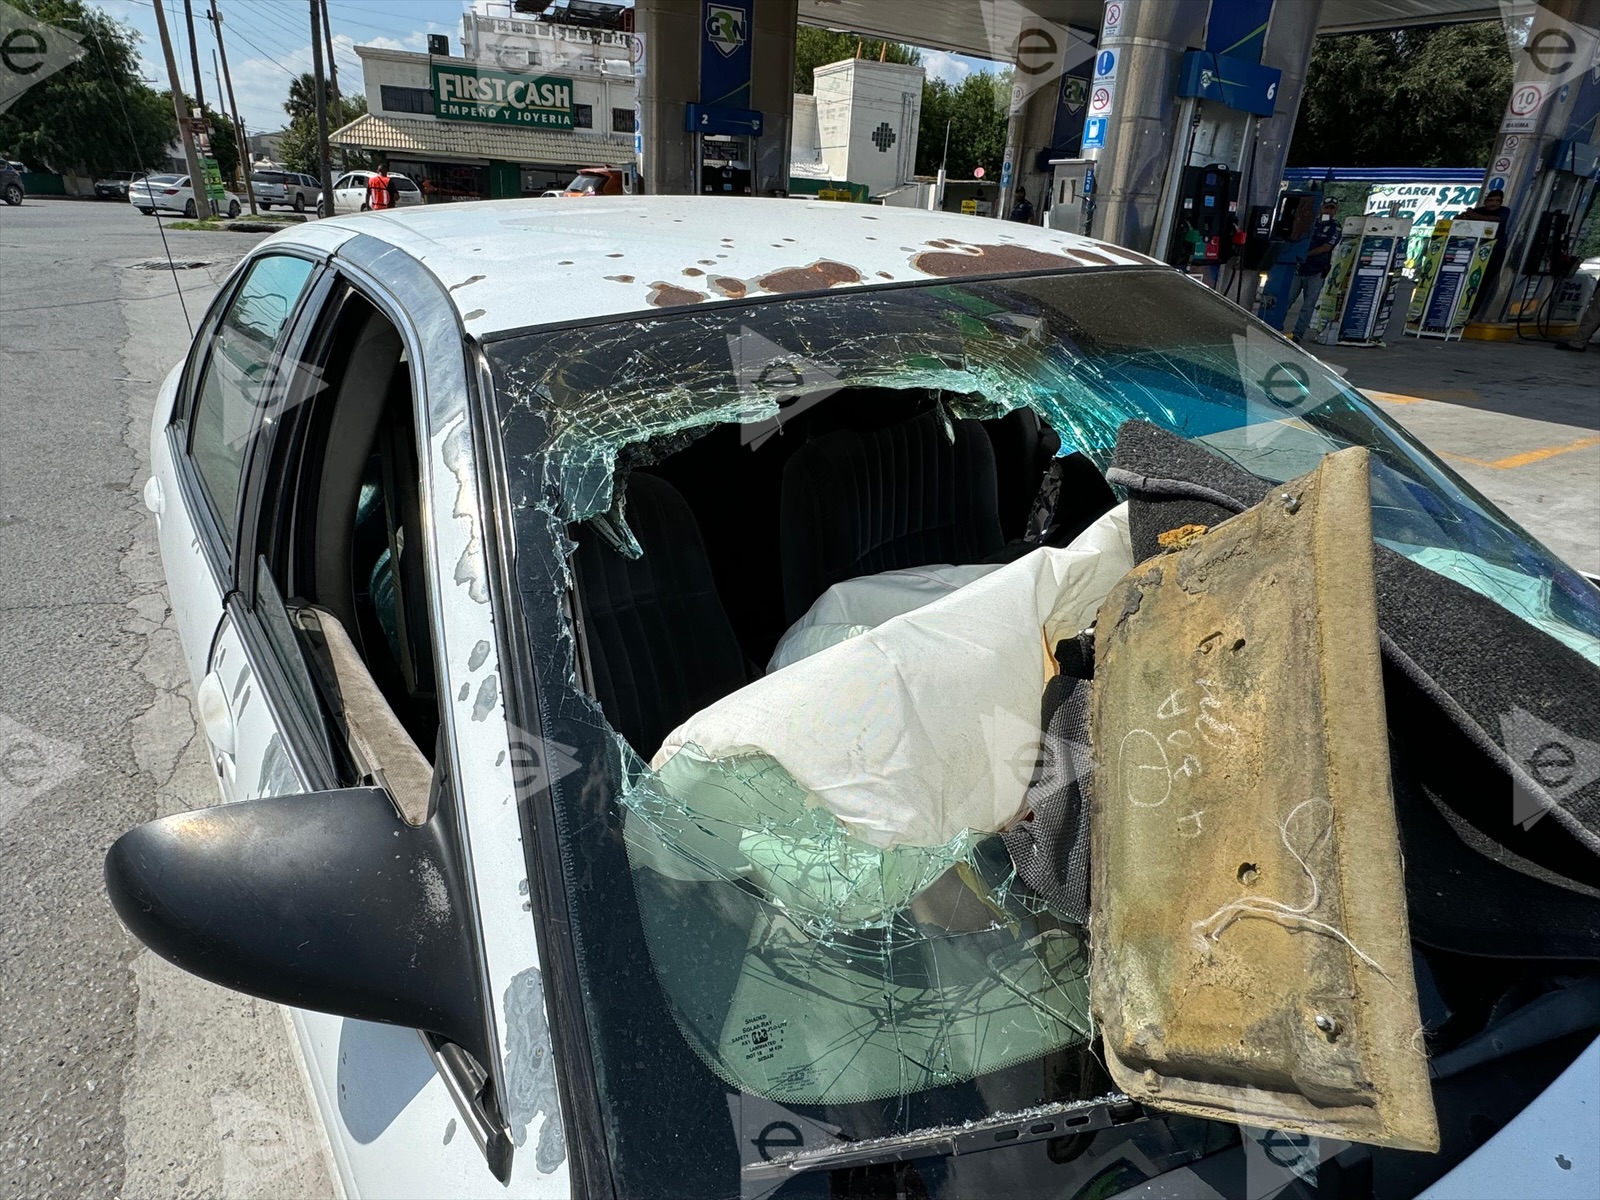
[277,93,368,180]
[794,27,919,93]
[1290,22,1511,168]
[916,71,1011,178]
[0,0,173,176]
[207,109,237,183]
[283,71,339,123]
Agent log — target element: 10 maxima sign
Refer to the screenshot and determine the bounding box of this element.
[432,64,575,128]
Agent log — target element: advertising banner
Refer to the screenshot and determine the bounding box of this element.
[1407,220,1452,326]
[700,0,752,110]
[1364,182,1480,272]
[1336,217,1410,345]
[1311,218,1362,342]
[203,158,226,209]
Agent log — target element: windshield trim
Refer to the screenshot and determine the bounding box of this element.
[475,262,1164,346]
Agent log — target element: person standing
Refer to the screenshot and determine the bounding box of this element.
[1285,197,1342,341]
[365,164,393,212]
[1009,186,1035,224]
[1553,281,1600,353]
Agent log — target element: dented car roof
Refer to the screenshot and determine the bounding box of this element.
[267,195,1160,334]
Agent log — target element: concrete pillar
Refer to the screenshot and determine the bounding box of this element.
[1089,0,1210,254]
[1233,0,1324,311]
[635,0,698,195]
[635,0,797,196]
[750,0,798,195]
[1470,0,1600,327]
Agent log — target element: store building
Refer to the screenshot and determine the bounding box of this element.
[331,8,637,202]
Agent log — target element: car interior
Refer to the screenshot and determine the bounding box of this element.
[570,387,1117,759]
[257,288,439,824]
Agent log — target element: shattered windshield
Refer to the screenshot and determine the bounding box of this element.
[486,268,1600,1197]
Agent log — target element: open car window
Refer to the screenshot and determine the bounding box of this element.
[485,268,1600,1196]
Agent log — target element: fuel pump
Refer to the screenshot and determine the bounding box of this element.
[698,134,753,195]
[1167,163,1238,267]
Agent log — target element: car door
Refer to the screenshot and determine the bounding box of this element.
[154,252,322,749]
[214,240,571,1198]
[334,174,366,214]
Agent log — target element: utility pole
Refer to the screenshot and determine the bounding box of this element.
[319,0,345,171]
[209,0,257,215]
[152,0,211,218]
[309,0,334,212]
[182,0,206,114]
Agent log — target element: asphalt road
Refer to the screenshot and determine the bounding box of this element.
[0,200,334,1200]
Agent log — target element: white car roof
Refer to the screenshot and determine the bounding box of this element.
[260,195,1160,336]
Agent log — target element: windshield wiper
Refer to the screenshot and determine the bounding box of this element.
[742,1093,1141,1184]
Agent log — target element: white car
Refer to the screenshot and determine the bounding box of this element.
[318,169,424,217]
[110,198,1600,1199]
[128,172,243,218]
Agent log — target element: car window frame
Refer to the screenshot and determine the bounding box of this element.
[235,243,548,1181]
[171,248,327,584]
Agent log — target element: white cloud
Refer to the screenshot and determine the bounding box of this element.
[921,49,973,86]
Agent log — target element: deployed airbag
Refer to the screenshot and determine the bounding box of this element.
[651,505,1133,849]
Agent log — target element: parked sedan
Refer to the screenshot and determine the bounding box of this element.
[109,198,1600,1199]
[318,169,423,217]
[248,168,319,212]
[0,160,22,206]
[128,173,243,218]
[94,169,146,200]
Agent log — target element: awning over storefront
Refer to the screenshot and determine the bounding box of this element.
[330,113,634,167]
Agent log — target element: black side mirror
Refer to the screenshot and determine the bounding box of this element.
[104,787,490,1070]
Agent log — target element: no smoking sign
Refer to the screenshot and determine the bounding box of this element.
[1089,85,1114,115]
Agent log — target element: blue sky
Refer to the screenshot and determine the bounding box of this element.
[95,0,999,136]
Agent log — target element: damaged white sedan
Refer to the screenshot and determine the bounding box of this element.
[109,197,1600,1199]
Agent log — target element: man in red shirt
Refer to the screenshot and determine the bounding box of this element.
[366,166,392,211]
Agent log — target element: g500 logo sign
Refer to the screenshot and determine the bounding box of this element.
[0,5,85,115]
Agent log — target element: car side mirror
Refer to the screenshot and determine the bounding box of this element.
[104,787,490,1070]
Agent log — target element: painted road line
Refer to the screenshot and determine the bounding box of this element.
[1440,434,1600,470]
[1362,388,1483,406]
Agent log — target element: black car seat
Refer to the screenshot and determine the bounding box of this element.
[779,409,1006,623]
[573,472,749,757]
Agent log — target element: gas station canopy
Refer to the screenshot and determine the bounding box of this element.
[796,0,1504,57]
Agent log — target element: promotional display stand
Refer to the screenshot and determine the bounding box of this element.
[1312,215,1412,346]
[1406,218,1498,340]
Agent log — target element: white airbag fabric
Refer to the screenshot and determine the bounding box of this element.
[767,563,1005,673]
[652,504,1133,848]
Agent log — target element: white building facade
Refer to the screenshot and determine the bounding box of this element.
[331,11,637,201]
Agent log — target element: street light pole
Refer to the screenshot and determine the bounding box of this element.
[152,0,211,218]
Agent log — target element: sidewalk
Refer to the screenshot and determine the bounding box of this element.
[1312,336,1599,575]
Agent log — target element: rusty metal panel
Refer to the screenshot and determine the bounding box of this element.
[1089,446,1439,1152]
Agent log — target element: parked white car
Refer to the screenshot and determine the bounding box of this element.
[318,169,424,217]
[128,173,243,218]
[110,198,1600,1199]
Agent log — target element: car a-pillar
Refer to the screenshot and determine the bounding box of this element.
[634,0,797,196]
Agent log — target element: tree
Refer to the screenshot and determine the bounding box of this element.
[0,0,173,175]
[794,27,918,93]
[277,93,367,179]
[283,71,339,124]
[915,71,1010,178]
[1290,22,1511,168]
[206,109,237,183]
